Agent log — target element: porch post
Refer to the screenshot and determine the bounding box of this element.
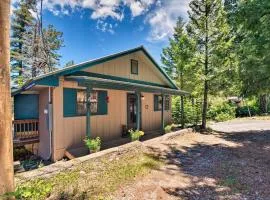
[161,94,165,130]
[136,91,141,130]
[86,86,92,138]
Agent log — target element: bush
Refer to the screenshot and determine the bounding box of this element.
[164,125,172,133]
[235,106,258,117]
[129,129,144,141]
[84,137,101,153]
[6,180,53,200]
[207,98,236,122]
[215,113,234,122]
[172,96,202,126]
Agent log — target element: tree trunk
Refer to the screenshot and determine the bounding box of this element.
[202,5,209,130]
[202,80,208,129]
[180,72,185,128]
[259,94,268,114]
[0,0,14,194]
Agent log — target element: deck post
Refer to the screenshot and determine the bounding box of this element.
[136,91,141,130]
[86,86,92,138]
[161,94,165,130]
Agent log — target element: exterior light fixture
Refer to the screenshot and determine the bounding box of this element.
[141,95,145,100]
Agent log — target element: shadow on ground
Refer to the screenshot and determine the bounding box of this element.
[147,130,270,200]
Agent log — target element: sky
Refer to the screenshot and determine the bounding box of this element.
[12,0,191,68]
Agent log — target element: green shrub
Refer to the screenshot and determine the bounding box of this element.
[207,98,236,122]
[6,180,53,200]
[84,137,101,153]
[172,96,202,126]
[129,129,144,141]
[164,125,172,133]
[215,113,234,122]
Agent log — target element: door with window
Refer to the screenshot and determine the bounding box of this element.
[127,94,137,130]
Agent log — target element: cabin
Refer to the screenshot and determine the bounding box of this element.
[12,46,188,161]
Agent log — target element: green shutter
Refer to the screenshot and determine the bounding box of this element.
[97,90,108,115]
[154,95,159,111]
[63,88,77,117]
[165,95,170,110]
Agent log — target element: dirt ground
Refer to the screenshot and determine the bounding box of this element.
[112,123,270,200]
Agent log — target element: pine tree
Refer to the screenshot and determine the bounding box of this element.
[187,0,234,129]
[10,0,34,86]
[161,17,196,127]
[11,0,64,84]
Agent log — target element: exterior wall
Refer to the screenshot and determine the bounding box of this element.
[83,50,169,87]
[52,78,172,161]
[38,88,51,159]
[141,93,171,131]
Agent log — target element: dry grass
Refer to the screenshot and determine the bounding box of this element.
[11,151,162,200]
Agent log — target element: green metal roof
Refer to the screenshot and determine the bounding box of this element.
[12,46,180,96]
[66,76,189,96]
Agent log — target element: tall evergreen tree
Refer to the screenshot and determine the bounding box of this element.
[187,0,234,129]
[234,0,270,113]
[161,17,196,127]
[11,0,64,86]
[10,0,34,86]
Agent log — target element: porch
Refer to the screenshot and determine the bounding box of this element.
[13,119,39,146]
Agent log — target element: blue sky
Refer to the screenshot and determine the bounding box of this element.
[13,0,190,68]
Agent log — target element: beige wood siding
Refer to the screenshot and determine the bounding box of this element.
[141,93,172,131]
[83,50,170,87]
[52,78,171,161]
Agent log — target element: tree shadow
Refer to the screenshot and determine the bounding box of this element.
[146,130,270,199]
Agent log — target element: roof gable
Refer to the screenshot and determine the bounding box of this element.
[12,46,178,96]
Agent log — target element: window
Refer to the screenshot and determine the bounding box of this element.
[76,90,98,115]
[154,95,170,111]
[154,95,163,111]
[131,59,138,74]
[63,88,108,117]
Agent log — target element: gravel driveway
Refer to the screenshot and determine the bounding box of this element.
[209,120,270,133]
[113,119,270,200]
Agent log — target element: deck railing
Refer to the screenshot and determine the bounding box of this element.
[13,119,39,142]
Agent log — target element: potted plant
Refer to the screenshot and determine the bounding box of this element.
[129,129,144,141]
[84,137,101,153]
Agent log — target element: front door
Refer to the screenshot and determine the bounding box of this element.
[127,94,137,130]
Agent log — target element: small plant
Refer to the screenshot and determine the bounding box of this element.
[129,129,144,141]
[84,137,101,153]
[4,180,53,200]
[164,125,172,133]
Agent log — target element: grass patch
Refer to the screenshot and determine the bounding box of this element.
[10,152,162,200]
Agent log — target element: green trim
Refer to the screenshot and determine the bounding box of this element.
[13,46,179,96]
[130,59,139,75]
[68,76,189,96]
[68,71,171,88]
[161,95,165,129]
[136,91,141,130]
[86,86,91,138]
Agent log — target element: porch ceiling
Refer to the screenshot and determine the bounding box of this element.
[65,76,189,96]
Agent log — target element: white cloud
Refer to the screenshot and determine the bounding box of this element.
[11,0,190,39]
[96,19,115,34]
[145,0,191,42]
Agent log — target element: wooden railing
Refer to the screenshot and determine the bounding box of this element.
[13,119,39,142]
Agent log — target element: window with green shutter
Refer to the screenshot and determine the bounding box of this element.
[63,88,108,117]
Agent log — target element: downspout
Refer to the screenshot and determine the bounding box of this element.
[46,87,53,160]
